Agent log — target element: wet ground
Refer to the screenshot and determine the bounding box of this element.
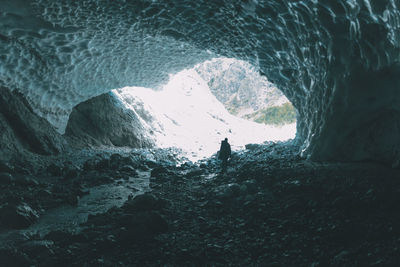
[1,142,400,266]
[1,172,150,242]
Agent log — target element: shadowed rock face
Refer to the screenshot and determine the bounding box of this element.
[0,87,66,162]
[65,93,154,149]
[0,0,399,163]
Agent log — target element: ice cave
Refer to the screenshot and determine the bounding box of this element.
[1,0,400,266]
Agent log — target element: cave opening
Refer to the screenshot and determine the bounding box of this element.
[110,57,297,160]
[2,1,400,265]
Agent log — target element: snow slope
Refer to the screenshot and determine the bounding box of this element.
[113,68,295,160]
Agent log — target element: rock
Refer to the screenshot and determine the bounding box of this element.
[215,183,241,199]
[21,240,55,258]
[0,248,32,267]
[44,230,72,243]
[150,166,170,179]
[0,203,39,229]
[47,163,63,176]
[138,212,168,234]
[123,194,165,212]
[83,158,99,171]
[239,184,248,195]
[242,179,258,193]
[118,211,168,242]
[15,176,39,186]
[64,93,154,148]
[392,157,400,169]
[96,174,114,184]
[95,159,110,170]
[77,188,90,197]
[94,234,117,251]
[37,189,52,198]
[145,160,158,169]
[109,153,123,169]
[0,88,66,161]
[45,230,88,244]
[63,168,79,180]
[52,184,66,194]
[186,168,205,178]
[0,172,14,185]
[119,165,136,173]
[333,250,350,265]
[67,195,79,206]
[13,165,31,175]
[0,161,13,173]
[180,161,196,169]
[245,143,262,151]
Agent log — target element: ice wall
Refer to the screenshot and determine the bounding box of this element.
[1,0,400,163]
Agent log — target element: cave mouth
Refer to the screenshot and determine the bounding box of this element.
[112,57,296,160]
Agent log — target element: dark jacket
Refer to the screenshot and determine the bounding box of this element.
[219,140,231,160]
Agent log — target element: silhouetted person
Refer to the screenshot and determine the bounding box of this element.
[219,138,231,172]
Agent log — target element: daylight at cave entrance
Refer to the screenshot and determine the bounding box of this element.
[1,0,400,266]
[111,58,296,160]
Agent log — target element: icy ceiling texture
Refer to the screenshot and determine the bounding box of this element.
[1,0,400,163]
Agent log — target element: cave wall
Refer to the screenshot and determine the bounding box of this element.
[1,0,400,163]
[0,87,66,162]
[308,64,400,162]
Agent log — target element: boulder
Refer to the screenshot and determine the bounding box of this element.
[82,158,99,171]
[242,179,258,193]
[119,165,136,174]
[123,194,165,212]
[63,168,79,180]
[144,160,158,169]
[0,161,13,173]
[214,183,241,200]
[21,240,55,258]
[109,153,123,169]
[13,165,31,175]
[150,166,170,179]
[0,172,14,185]
[44,230,88,244]
[15,176,39,186]
[186,168,205,178]
[0,248,32,267]
[0,203,39,229]
[245,143,262,151]
[64,93,154,148]
[95,159,110,170]
[47,163,63,176]
[118,211,168,242]
[37,189,52,198]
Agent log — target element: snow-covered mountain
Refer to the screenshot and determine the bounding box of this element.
[194,58,290,119]
[113,66,295,160]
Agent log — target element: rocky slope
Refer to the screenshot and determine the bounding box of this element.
[194,58,290,120]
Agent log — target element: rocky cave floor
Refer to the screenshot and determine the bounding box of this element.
[1,142,400,266]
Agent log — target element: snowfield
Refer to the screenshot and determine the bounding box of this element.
[114,67,296,160]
